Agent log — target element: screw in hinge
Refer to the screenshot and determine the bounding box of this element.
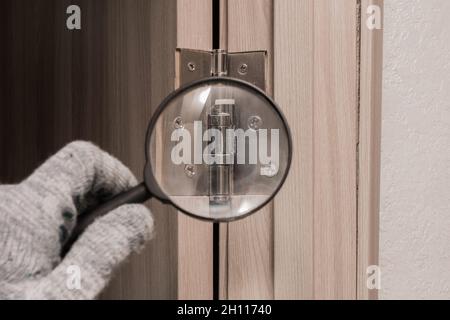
[184,165,196,178]
[173,116,184,129]
[248,115,262,130]
[187,62,196,72]
[238,63,248,75]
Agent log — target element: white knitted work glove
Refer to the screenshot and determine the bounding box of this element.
[0,141,154,300]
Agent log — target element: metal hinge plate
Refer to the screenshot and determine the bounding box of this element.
[176,49,267,90]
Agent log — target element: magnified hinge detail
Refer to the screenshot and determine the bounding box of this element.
[211,49,228,77]
[207,99,235,206]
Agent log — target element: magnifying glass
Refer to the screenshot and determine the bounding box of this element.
[62,77,292,255]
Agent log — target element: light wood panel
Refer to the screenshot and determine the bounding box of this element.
[313,0,358,300]
[226,0,360,300]
[226,0,274,300]
[357,0,383,300]
[273,0,382,299]
[274,0,314,300]
[176,0,213,300]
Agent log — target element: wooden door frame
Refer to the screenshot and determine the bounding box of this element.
[357,0,383,300]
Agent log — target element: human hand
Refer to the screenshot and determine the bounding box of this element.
[0,141,154,299]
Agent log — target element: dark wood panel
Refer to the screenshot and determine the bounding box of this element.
[0,0,177,299]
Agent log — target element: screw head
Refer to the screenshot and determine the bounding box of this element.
[184,165,196,178]
[173,116,184,129]
[238,63,248,75]
[248,115,262,130]
[187,62,196,72]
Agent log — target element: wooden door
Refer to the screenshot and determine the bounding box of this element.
[0,0,204,299]
[216,0,383,300]
[0,0,382,299]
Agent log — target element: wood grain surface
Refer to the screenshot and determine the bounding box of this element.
[274,0,314,300]
[273,0,382,299]
[0,0,382,300]
[357,0,383,300]
[176,0,214,300]
[0,0,179,299]
[226,0,274,300]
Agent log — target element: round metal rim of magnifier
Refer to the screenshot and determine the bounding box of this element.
[144,76,293,223]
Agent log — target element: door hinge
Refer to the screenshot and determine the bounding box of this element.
[176,48,267,90]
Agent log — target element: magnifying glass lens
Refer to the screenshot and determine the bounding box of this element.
[147,80,290,222]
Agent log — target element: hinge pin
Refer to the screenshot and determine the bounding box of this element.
[211,49,228,76]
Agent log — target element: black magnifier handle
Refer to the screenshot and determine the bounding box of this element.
[61,182,152,257]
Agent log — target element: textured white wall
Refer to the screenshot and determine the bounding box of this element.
[381,0,450,299]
